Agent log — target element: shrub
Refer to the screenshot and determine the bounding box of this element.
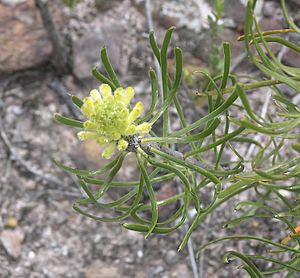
[55,0,300,275]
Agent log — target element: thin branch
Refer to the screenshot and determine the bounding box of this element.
[177,185,199,278]
[48,79,82,119]
[158,145,214,170]
[186,220,200,278]
[46,189,82,198]
[198,214,211,278]
[35,0,72,75]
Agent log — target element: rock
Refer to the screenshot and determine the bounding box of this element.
[159,1,212,32]
[134,272,147,278]
[164,249,180,266]
[283,49,300,68]
[194,28,244,64]
[156,183,178,221]
[159,14,178,29]
[152,265,164,276]
[109,153,140,203]
[71,140,106,170]
[124,256,134,263]
[0,267,11,278]
[224,0,246,27]
[167,263,192,278]
[0,0,64,73]
[259,17,283,31]
[259,18,283,54]
[101,24,128,76]
[287,0,300,8]
[116,153,139,181]
[177,28,203,55]
[218,28,244,58]
[136,249,143,258]
[94,0,124,12]
[263,1,278,18]
[72,139,140,203]
[73,22,127,79]
[129,0,145,13]
[85,261,121,278]
[73,31,104,79]
[1,0,26,5]
[28,272,45,278]
[282,32,300,67]
[0,229,24,259]
[5,217,18,229]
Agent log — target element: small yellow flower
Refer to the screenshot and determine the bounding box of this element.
[77,84,151,159]
[117,139,129,151]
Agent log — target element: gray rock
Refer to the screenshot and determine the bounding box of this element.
[95,0,124,12]
[263,1,278,18]
[152,265,164,276]
[0,0,64,73]
[1,0,26,5]
[223,0,245,26]
[85,261,121,278]
[0,267,11,278]
[164,249,180,266]
[0,229,24,259]
[165,263,192,277]
[283,49,300,68]
[73,31,104,79]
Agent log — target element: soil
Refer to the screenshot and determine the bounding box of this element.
[1,0,300,277]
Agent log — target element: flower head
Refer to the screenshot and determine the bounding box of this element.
[78,84,151,159]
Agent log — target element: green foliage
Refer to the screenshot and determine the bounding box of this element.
[63,0,81,8]
[214,0,224,20]
[54,0,300,276]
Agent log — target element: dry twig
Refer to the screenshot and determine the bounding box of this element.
[35,0,72,76]
[48,79,81,119]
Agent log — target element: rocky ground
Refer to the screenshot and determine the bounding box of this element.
[1,0,300,277]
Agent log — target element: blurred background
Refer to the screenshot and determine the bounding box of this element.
[0,0,300,277]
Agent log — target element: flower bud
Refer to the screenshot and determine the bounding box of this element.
[77,131,97,141]
[102,143,116,159]
[117,139,129,151]
[135,122,151,134]
[99,84,112,99]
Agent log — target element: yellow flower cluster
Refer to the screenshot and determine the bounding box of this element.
[78,84,151,159]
